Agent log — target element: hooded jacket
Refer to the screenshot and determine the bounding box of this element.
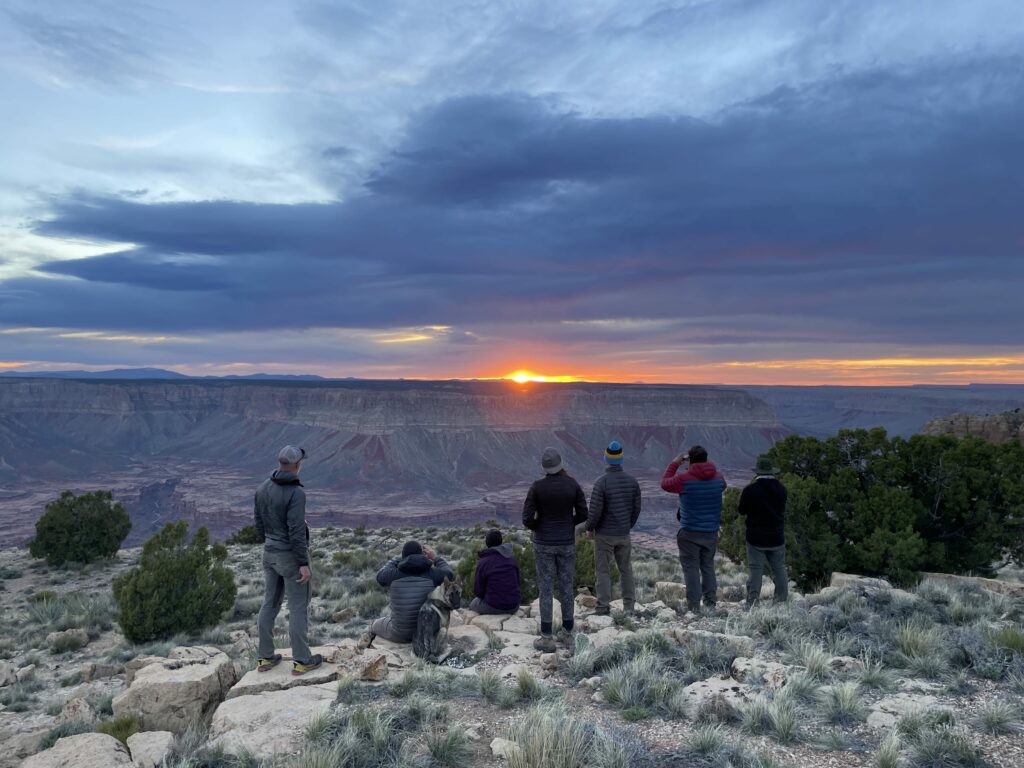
[376,553,454,642]
[738,476,787,548]
[473,543,521,612]
[522,473,588,546]
[661,461,727,533]
[254,470,309,565]
[586,465,642,536]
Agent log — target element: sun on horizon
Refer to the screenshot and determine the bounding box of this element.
[505,370,578,384]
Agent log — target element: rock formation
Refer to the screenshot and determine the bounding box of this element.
[923,407,1024,446]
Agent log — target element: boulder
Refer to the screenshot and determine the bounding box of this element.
[730,657,790,690]
[209,683,337,758]
[471,614,509,632]
[448,624,490,654]
[0,661,17,687]
[45,628,89,652]
[673,628,756,657]
[360,654,389,682]
[589,626,631,651]
[54,697,97,726]
[125,731,174,768]
[80,662,124,682]
[585,614,614,631]
[867,693,954,730]
[22,733,132,768]
[490,737,521,760]
[575,594,598,610]
[828,656,859,674]
[527,598,565,629]
[580,676,603,690]
[112,646,236,733]
[500,617,536,635]
[655,582,686,603]
[681,675,753,720]
[16,664,36,682]
[491,632,538,660]
[124,656,165,686]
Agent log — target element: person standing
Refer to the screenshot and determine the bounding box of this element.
[585,440,641,615]
[523,447,588,652]
[738,457,789,606]
[661,445,727,614]
[470,529,522,615]
[254,446,322,675]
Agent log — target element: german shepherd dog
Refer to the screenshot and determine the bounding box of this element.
[413,578,461,663]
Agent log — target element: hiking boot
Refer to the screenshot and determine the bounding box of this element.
[292,653,323,676]
[555,627,575,646]
[356,631,374,651]
[592,606,610,616]
[257,654,282,673]
[533,635,556,653]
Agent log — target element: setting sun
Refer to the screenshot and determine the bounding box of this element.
[505,370,577,384]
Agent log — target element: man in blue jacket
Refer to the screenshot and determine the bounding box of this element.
[661,445,727,613]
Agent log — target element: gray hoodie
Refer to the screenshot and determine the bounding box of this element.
[253,470,309,565]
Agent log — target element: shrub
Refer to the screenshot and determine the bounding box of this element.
[225,525,262,546]
[28,491,131,566]
[972,701,1020,735]
[113,521,237,643]
[505,702,633,768]
[96,715,140,744]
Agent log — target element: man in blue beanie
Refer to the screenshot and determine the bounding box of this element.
[585,440,642,615]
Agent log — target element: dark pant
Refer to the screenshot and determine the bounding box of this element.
[258,549,312,662]
[746,543,788,605]
[369,616,409,643]
[595,534,634,612]
[534,543,575,634]
[677,529,718,611]
[469,597,513,615]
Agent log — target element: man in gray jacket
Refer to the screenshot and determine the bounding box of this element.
[254,446,322,675]
[370,540,455,643]
[585,440,642,615]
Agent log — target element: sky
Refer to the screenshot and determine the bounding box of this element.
[1,0,1022,385]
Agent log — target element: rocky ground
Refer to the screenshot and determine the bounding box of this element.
[1,526,1023,767]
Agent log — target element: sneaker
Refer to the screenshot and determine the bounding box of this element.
[592,606,610,616]
[292,653,323,676]
[555,628,574,646]
[533,635,556,653]
[257,654,282,673]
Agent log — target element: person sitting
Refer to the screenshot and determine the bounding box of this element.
[469,529,521,615]
[368,540,454,643]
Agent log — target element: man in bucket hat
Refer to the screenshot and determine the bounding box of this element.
[254,445,322,675]
[738,456,789,606]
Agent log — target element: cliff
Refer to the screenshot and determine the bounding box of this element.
[922,407,1024,445]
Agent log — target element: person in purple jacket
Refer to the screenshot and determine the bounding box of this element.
[469,530,522,615]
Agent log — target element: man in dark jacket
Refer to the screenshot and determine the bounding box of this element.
[523,447,588,652]
[370,540,454,643]
[470,530,521,614]
[254,445,322,675]
[738,457,789,606]
[661,444,727,613]
[586,440,642,615]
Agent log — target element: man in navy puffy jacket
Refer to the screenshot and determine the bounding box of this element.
[661,444,727,613]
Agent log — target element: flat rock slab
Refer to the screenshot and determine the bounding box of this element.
[228,660,340,699]
[448,624,490,653]
[867,693,953,730]
[501,617,536,635]
[681,676,753,719]
[471,614,511,631]
[210,682,338,758]
[22,733,132,768]
[126,731,174,768]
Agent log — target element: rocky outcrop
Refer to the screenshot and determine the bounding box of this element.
[21,733,132,768]
[125,731,174,768]
[112,646,236,733]
[923,408,1024,445]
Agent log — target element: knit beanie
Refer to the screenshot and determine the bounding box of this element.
[402,540,422,557]
[605,440,624,465]
[485,529,502,548]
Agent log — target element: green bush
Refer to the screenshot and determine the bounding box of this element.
[96,715,140,745]
[28,491,131,566]
[113,521,237,643]
[720,429,1024,590]
[224,524,262,546]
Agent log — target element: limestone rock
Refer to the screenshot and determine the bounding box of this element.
[471,614,509,632]
[228,654,339,698]
[681,676,753,720]
[448,624,490,654]
[45,628,89,652]
[730,657,790,690]
[501,617,536,635]
[22,733,132,768]
[112,646,236,733]
[360,654,389,682]
[54,697,97,726]
[16,664,36,682]
[124,656,165,686]
[867,693,953,730]
[81,662,124,682]
[126,731,174,768]
[589,626,631,650]
[210,683,337,757]
[580,676,603,689]
[527,598,565,629]
[655,582,686,603]
[490,737,521,760]
[575,594,598,610]
[585,614,614,631]
[539,653,558,670]
[0,661,16,687]
[920,572,1024,598]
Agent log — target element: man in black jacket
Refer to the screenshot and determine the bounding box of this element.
[585,440,642,615]
[738,457,789,606]
[370,540,454,643]
[254,446,322,675]
[523,447,588,652]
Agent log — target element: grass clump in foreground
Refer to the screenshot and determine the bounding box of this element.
[504,702,636,768]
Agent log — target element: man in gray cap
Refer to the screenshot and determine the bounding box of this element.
[522,447,588,652]
[253,445,322,675]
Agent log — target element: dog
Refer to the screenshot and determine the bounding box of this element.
[413,577,461,663]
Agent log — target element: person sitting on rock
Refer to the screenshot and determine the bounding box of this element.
[469,529,522,615]
[523,446,588,652]
[368,540,454,643]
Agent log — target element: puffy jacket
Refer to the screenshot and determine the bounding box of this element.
[738,476,787,548]
[661,461,727,532]
[586,465,642,536]
[376,553,454,642]
[473,543,521,612]
[254,470,309,565]
[522,473,588,546]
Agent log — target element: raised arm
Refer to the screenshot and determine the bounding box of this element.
[376,555,401,586]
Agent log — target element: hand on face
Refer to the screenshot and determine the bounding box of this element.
[673,453,689,465]
[422,545,436,562]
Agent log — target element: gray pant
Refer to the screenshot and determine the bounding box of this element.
[469,597,511,615]
[677,529,718,611]
[746,543,788,605]
[534,543,575,633]
[595,534,634,612]
[257,549,312,663]
[369,616,409,643]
